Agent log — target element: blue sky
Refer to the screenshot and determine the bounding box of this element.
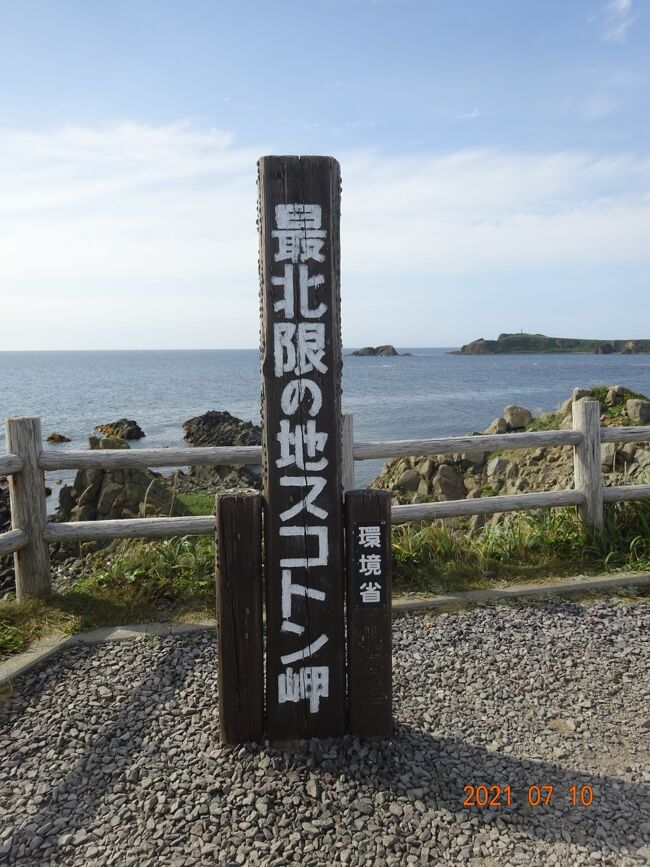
[1,0,648,349]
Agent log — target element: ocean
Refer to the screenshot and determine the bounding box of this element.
[1,349,649,514]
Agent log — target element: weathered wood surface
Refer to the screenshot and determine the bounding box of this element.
[39,445,262,471]
[341,413,355,493]
[346,490,393,738]
[259,155,346,739]
[573,400,604,531]
[215,492,264,744]
[0,454,23,476]
[43,515,215,543]
[0,529,28,556]
[603,484,650,503]
[392,490,585,524]
[352,429,582,460]
[6,418,51,599]
[600,426,650,444]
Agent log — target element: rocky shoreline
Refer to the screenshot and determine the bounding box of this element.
[371,385,650,531]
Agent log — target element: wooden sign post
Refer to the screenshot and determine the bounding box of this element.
[258,155,346,740]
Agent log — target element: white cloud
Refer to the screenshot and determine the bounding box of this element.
[598,0,637,43]
[0,120,649,347]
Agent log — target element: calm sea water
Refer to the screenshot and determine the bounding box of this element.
[1,349,649,513]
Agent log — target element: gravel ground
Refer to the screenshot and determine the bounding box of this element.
[1,598,649,866]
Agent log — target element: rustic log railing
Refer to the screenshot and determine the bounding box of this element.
[2,402,650,599]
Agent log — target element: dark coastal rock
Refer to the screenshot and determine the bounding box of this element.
[46,432,71,443]
[183,410,261,447]
[0,478,10,533]
[182,410,262,490]
[95,419,145,440]
[55,437,189,522]
[0,478,14,594]
[595,342,615,354]
[349,345,408,357]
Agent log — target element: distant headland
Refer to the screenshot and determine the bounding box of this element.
[452,332,650,355]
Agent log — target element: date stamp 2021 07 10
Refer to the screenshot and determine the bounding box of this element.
[463,784,594,809]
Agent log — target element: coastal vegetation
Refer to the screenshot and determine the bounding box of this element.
[455,332,650,355]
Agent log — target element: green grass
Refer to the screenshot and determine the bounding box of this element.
[175,492,215,516]
[2,496,650,663]
[392,500,650,594]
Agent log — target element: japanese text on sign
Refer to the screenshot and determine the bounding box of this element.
[272,204,331,715]
[352,522,388,607]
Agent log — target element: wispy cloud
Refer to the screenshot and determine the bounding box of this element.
[1,120,649,347]
[454,107,483,120]
[597,0,637,43]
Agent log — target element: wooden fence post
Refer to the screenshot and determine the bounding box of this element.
[259,155,346,740]
[215,491,264,744]
[573,399,604,532]
[6,417,51,600]
[341,413,354,495]
[345,489,393,738]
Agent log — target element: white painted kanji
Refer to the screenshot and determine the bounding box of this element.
[273,322,327,377]
[281,569,326,635]
[358,553,382,577]
[275,203,322,230]
[279,525,328,568]
[273,230,326,264]
[279,476,327,521]
[276,419,328,471]
[278,665,329,713]
[280,633,328,665]
[358,525,381,548]
[280,378,323,417]
[359,581,382,603]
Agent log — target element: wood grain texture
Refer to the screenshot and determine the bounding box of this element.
[573,400,604,531]
[341,413,355,494]
[600,426,650,444]
[215,492,264,744]
[346,489,393,738]
[603,484,650,503]
[259,155,346,739]
[392,490,585,524]
[0,454,23,476]
[0,528,28,556]
[352,429,582,460]
[39,445,262,471]
[43,515,215,542]
[6,418,51,600]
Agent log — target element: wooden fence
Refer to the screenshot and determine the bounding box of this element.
[2,401,650,599]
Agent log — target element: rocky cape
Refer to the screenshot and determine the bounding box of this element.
[371,385,650,531]
[454,333,650,355]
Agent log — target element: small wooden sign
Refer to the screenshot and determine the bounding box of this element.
[258,155,346,740]
[346,489,393,738]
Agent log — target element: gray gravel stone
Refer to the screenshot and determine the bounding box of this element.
[1,599,649,865]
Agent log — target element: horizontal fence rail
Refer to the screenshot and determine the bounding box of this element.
[603,484,650,504]
[392,490,586,524]
[599,426,650,444]
[352,429,583,460]
[39,445,263,471]
[0,454,24,476]
[0,528,28,556]
[43,516,215,543]
[3,405,650,599]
